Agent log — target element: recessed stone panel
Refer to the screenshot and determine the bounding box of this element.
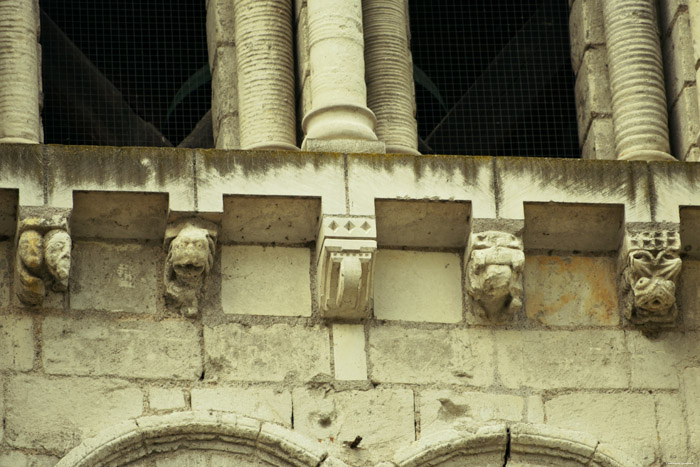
[524,255,619,326]
[0,188,17,239]
[221,245,312,317]
[374,250,462,323]
[70,241,158,313]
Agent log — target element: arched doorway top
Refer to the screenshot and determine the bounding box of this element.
[392,423,642,467]
[56,411,349,467]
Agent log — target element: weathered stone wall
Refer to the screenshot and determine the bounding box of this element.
[1,145,699,466]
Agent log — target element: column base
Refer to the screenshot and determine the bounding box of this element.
[386,144,421,156]
[241,142,299,151]
[302,104,378,142]
[618,150,676,162]
[301,138,386,154]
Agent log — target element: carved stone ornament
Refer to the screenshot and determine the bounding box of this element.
[14,214,72,306]
[465,231,524,323]
[620,230,681,325]
[316,217,377,320]
[164,219,218,317]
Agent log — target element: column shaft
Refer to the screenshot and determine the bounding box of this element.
[363,0,419,155]
[302,0,377,142]
[603,0,674,161]
[0,0,41,144]
[234,0,297,150]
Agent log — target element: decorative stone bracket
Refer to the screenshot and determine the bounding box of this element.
[620,229,682,326]
[316,216,377,320]
[465,230,524,323]
[164,218,218,317]
[14,209,72,306]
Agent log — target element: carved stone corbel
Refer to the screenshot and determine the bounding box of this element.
[620,229,681,326]
[164,219,218,317]
[316,217,377,320]
[465,231,524,323]
[14,211,72,306]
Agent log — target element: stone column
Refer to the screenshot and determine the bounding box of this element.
[363,0,419,155]
[233,0,297,150]
[602,0,674,161]
[302,0,379,149]
[0,0,41,144]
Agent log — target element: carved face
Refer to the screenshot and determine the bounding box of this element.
[627,249,681,318]
[44,230,72,290]
[168,225,214,286]
[18,230,44,271]
[467,232,524,318]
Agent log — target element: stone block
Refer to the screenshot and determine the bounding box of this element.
[302,138,386,154]
[0,315,34,371]
[569,0,605,74]
[581,117,615,160]
[669,84,699,161]
[332,324,367,381]
[626,331,700,389]
[663,12,696,106]
[206,0,236,61]
[526,395,545,424]
[204,323,330,382]
[0,241,10,308]
[545,393,658,465]
[574,48,612,144]
[0,452,59,467]
[70,241,158,313]
[43,316,202,380]
[524,255,619,326]
[680,259,700,328]
[191,386,292,426]
[369,326,494,386]
[221,245,312,317]
[655,393,689,464]
[375,200,470,249]
[222,196,320,245]
[292,387,414,465]
[148,388,186,411]
[419,389,523,435]
[681,367,700,462]
[495,330,629,389]
[216,114,240,150]
[5,375,143,455]
[374,250,462,323]
[0,379,3,443]
[211,46,238,146]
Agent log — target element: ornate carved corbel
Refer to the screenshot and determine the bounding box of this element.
[164,219,218,317]
[14,212,72,306]
[465,231,524,323]
[620,230,681,326]
[316,217,376,320]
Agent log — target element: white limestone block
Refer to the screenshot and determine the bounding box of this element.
[332,324,367,380]
[148,388,186,411]
[191,386,292,426]
[0,315,34,371]
[221,245,311,317]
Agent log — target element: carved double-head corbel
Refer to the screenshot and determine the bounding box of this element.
[620,230,681,326]
[316,217,376,320]
[465,231,524,323]
[164,219,218,317]
[15,211,72,306]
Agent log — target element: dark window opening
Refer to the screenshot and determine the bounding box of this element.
[40,0,212,148]
[410,0,580,157]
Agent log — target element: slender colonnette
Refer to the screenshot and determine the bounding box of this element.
[363,0,420,154]
[602,0,674,161]
[0,0,41,143]
[233,0,298,150]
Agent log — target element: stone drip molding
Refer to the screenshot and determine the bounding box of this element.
[316,216,377,320]
[465,231,525,324]
[619,229,682,327]
[55,415,640,467]
[164,218,218,317]
[14,207,72,306]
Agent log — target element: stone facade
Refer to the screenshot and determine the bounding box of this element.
[0,1,700,466]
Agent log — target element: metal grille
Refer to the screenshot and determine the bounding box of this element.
[410,0,579,157]
[40,0,211,148]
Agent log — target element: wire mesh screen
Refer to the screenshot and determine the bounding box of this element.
[410,0,579,157]
[40,0,211,148]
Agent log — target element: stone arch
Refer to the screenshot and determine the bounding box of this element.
[392,423,641,467]
[55,411,348,467]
